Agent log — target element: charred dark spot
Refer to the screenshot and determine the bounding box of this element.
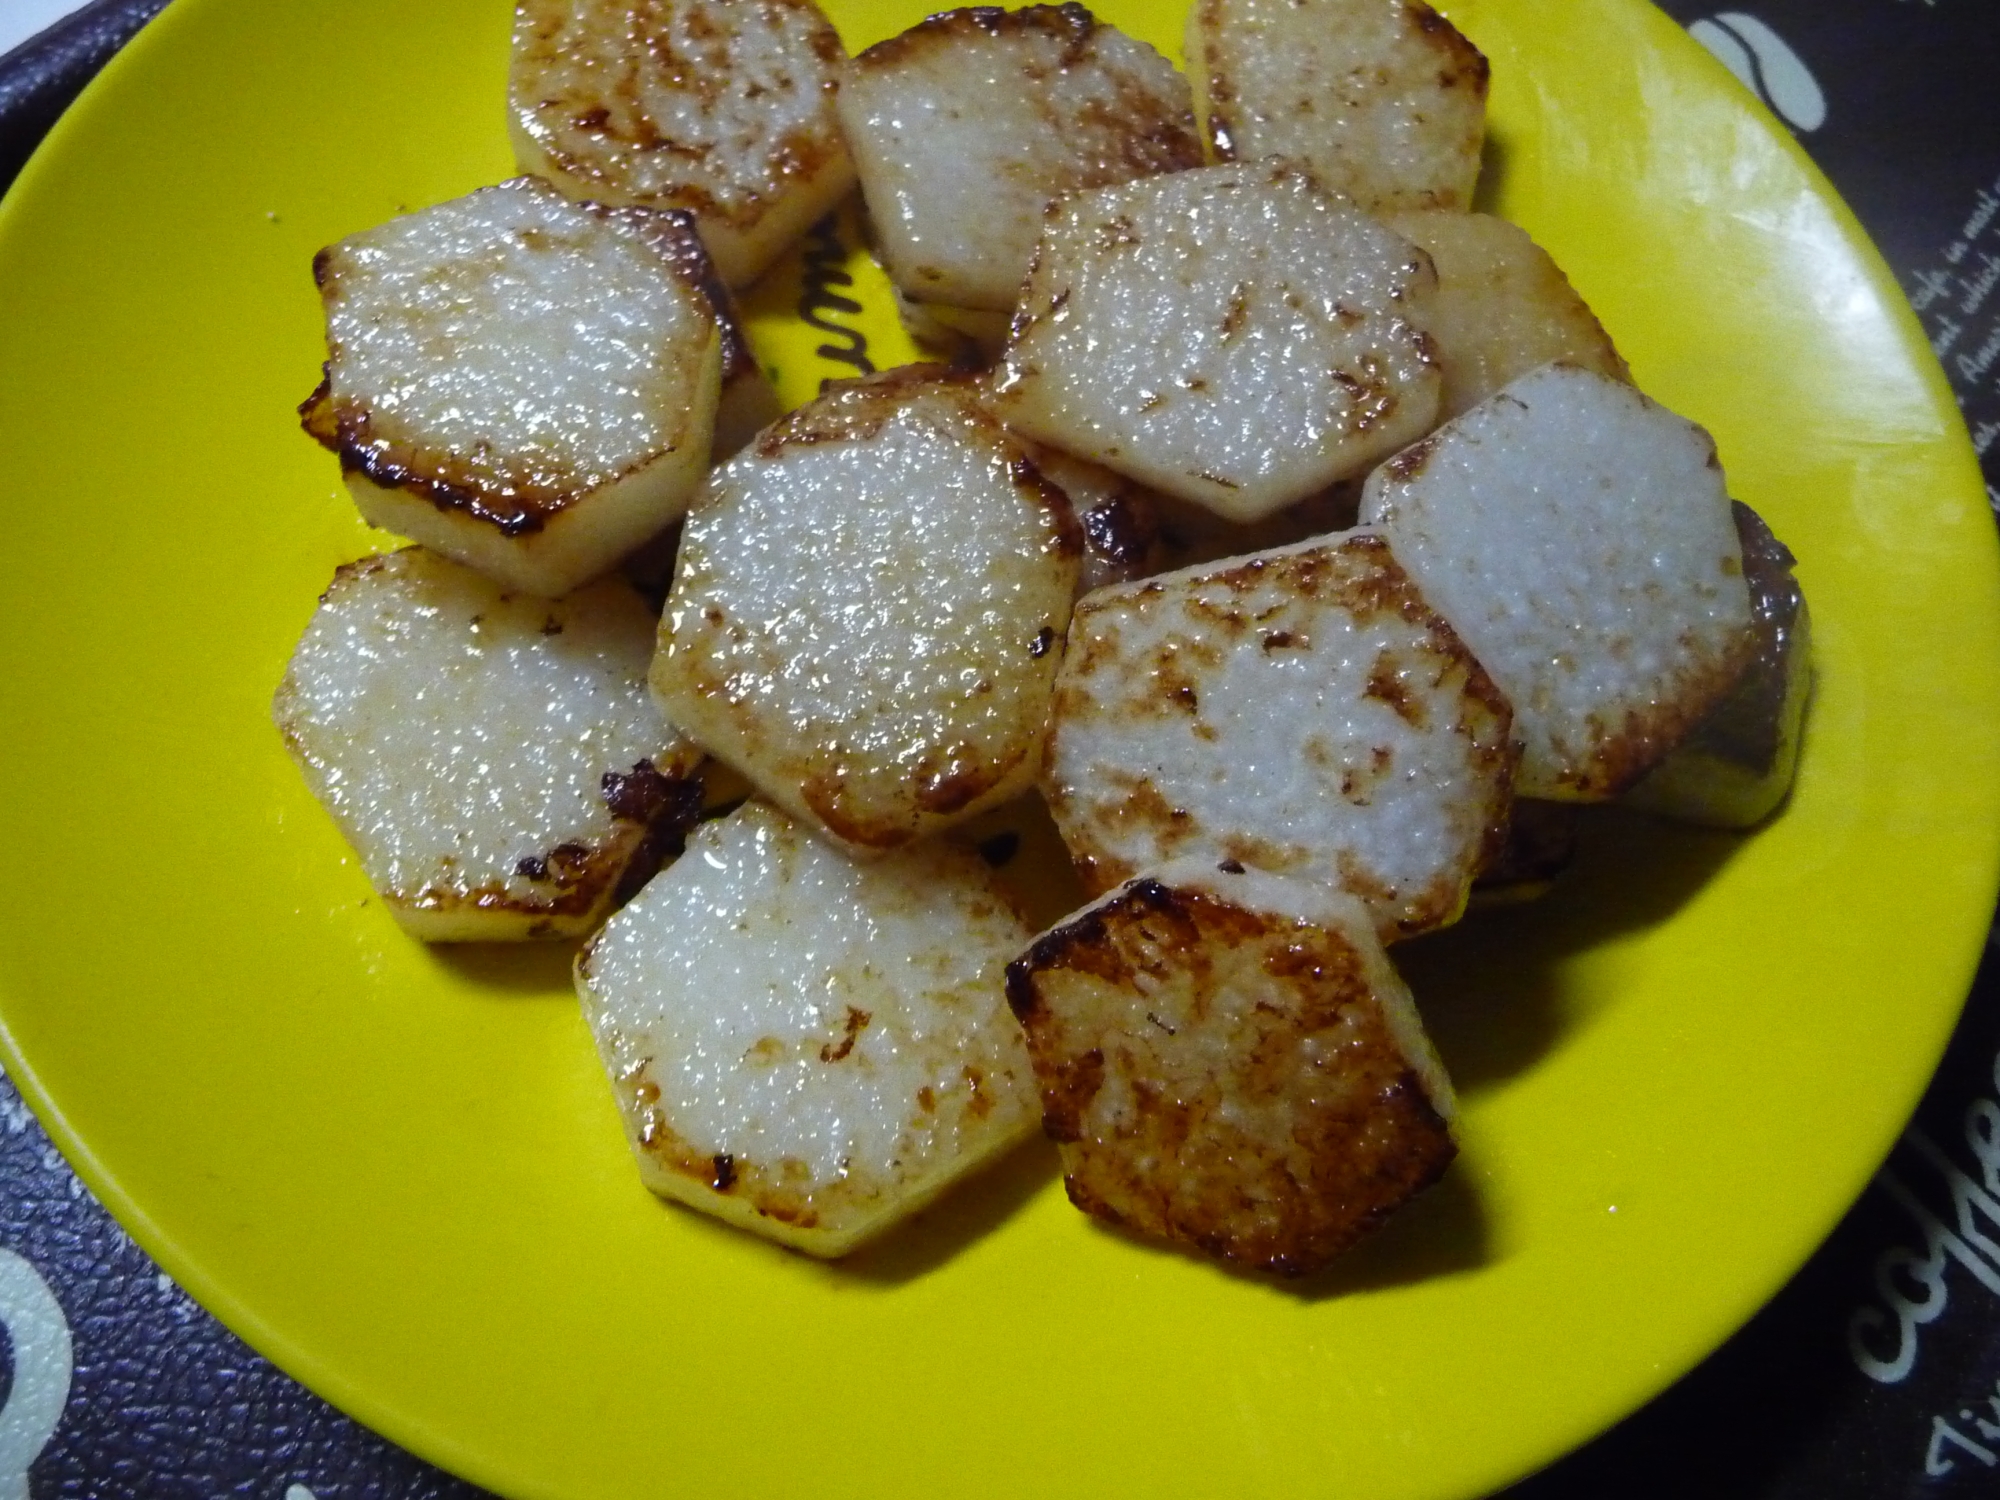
[540,616,563,636]
[601,762,706,907]
[1218,858,1246,874]
[515,855,550,881]
[819,1005,872,1063]
[1221,286,1249,339]
[1262,630,1295,651]
[977,831,1022,867]
[710,1154,737,1192]
[1096,214,1140,251]
[1384,436,1436,482]
[1030,625,1057,657]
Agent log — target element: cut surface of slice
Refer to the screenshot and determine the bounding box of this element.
[1045,532,1514,939]
[576,801,1040,1257]
[989,162,1441,521]
[273,548,703,940]
[1360,362,1756,799]
[1188,0,1488,211]
[653,368,1080,853]
[301,177,722,598]
[1007,859,1456,1276]
[839,3,1200,312]
[509,0,854,287]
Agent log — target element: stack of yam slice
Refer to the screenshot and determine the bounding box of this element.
[273,0,1809,1276]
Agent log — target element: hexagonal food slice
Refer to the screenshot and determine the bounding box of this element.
[300,177,722,599]
[989,162,1442,522]
[653,368,1081,853]
[1626,501,1811,827]
[273,548,703,941]
[1359,362,1757,799]
[1006,858,1456,1276]
[509,0,855,288]
[1187,0,1488,211]
[838,3,1201,313]
[1381,209,1630,420]
[576,800,1040,1257]
[1044,532,1514,940]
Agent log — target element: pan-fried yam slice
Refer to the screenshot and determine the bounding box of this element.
[576,801,1040,1257]
[1025,446,1170,595]
[653,368,1082,853]
[1187,0,1488,212]
[1627,502,1812,827]
[1381,209,1630,420]
[1044,533,1515,940]
[893,287,1014,367]
[509,0,854,288]
[990,162,1442,522]
[273,548,703,941]
[301,178,722,599]
[1360,363,1757,800]
[1006,859,1456,1276]
[838,4,1201,313]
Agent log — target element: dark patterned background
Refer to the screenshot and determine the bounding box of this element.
[1,0,1997,1495]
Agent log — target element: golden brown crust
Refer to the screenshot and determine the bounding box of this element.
[303,190,717,538]
[1045,535,1517,935]
[852,4,1202,189]
[512,0,849,235]
[1009,876,1455,1275]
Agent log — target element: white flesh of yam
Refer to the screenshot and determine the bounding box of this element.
[301,177,722,599]
[1382,209,1629,420]
[1188,0,1488,212]
[509,0,855,288]
[272,548,703,941]
[1006,858,1456,1276]
[576,801,1040,1257]
[652,368,1081,853]
[838,4,1201,312]
[1044,533,1515,940]
[1360,363,1756,799]
[989,162,1442,522]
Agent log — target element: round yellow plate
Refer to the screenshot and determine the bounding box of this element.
[0,0,1994,1496]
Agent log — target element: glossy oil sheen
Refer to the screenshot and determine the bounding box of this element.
[0,1,1995,1499]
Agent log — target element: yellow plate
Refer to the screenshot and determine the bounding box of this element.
[0,0,1994,1496]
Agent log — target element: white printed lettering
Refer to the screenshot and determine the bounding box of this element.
[1926,1415,1998,1477]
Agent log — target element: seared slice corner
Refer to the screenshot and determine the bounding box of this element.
[510,0,855,287]
[273,548,703,941]
[1045,533,1514,940]
[1360,362,1756,799]
[301,177,722,598]
[1008,859,1456,1276]
[1625,501,1812,827]
[990,162,1442,522]
[839,3,1200,312]
[1382,209,1630,420]
[1188,0,1488,211]
[576,801,1040,1257]
[652,367,1081,853]
[1024,445,1171,596]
